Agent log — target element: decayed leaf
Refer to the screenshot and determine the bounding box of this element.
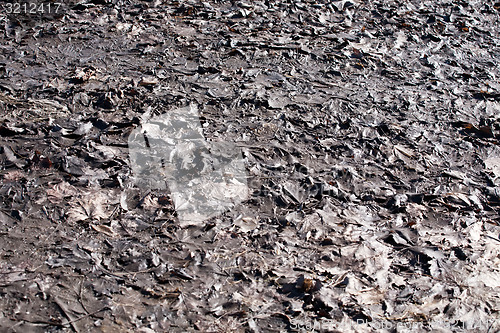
[1,170,25,181]
[233,215,258,232]
[394,144,415,158]
[46,182,79,203]
[139,77,158,86]
[67,191,114,222]
[2,145,25,168]
[91,224,118,237]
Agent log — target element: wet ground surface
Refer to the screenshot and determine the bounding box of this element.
[1,0,500,332]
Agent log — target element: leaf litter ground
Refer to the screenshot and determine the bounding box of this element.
[0,0,500,332]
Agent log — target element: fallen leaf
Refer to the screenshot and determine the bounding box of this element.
[91,224,118,237]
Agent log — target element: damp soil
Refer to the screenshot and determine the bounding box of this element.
[0,0,500,332]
